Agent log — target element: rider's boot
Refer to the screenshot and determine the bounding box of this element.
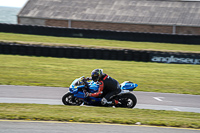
[101,98,120,106]
[101,97,108,105]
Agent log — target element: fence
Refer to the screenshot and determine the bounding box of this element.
[0,23,200,44]
[0,42,199,65]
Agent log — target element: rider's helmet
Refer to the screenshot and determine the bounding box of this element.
[91,69,103,82]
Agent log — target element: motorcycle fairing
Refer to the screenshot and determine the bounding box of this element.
[120,81,138,90]
[88,81,99,93]
[69,77,138,105]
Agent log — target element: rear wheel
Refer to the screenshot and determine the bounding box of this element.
[62,92,83,105]
[117,93,137,108]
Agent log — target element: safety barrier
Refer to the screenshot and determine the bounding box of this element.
[0,23,200,44]
[0,42,199,64]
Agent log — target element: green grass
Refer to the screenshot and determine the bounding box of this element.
[0,103,200,129]
[0,33,199,129]
[0,32,200,53]
[0,54,200,95]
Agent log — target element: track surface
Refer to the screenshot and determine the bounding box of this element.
[0,85,200,113]
[1,85,200,133]
[0,120,199,133]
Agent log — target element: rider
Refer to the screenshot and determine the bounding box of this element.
[85,69,121,105]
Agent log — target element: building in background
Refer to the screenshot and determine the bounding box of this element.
[17,0,200,35]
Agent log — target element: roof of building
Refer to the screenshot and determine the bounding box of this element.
[18,0,200,26]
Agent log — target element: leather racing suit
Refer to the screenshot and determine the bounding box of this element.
[88,73,121,101]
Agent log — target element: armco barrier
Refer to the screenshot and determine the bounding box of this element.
[0,42,200,65]
[0,23,200,44]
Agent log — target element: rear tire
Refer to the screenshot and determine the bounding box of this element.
[117,93,137,108]
[62,92,83,105]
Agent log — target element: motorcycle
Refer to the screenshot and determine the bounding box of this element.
[62,76,138,108]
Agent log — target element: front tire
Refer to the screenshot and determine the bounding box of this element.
[62,92,83,105]
[117,93,137,108]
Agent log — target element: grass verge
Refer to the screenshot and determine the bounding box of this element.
[0,32,200,53]
[0,54,200,95]
[0,103,199,129]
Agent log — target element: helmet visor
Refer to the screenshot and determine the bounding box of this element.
[91,71,99,82]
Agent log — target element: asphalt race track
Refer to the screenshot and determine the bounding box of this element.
[0,85,200,113]
[0,120,199,133]
[1,85,200,133]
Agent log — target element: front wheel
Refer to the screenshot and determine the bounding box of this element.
[62,92,83,105]
[117,93,137,108]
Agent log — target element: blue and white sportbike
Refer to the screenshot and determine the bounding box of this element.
[62,76,138,108]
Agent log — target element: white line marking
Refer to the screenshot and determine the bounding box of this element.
[174,108,181,111]
[153,97,164,102]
